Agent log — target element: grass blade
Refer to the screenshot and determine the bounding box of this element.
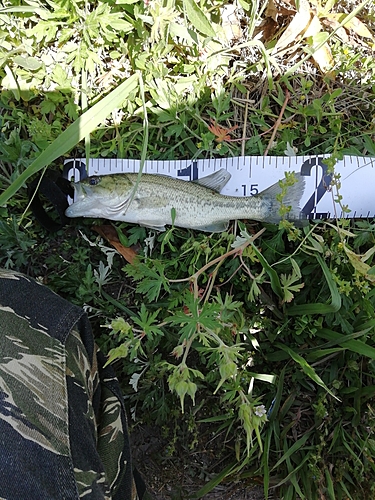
[268,366,285,422]
[277,344,340,400]
[275,452,311,489]
[252,244,283,299]
[325,469,336,500]
[262,426,272,499]
[316,328,375,360]
[271,433,311,470]
[287,254,341,315]
[0,73,139,206]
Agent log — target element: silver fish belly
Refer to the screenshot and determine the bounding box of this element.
[65,169,306,232]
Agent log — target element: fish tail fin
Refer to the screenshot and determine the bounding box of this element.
[260,174,307,225]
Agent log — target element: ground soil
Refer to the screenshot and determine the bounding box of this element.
[131,425,272,500]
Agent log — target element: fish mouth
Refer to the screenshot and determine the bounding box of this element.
[65,182,95,217]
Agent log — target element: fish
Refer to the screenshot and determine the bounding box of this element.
[65,169,306,232]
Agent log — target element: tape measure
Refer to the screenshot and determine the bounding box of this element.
[63,155,375,219]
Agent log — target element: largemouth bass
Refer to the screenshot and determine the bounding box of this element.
[65,169,306,232]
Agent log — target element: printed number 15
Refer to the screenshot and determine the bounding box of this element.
[242,184,259,196]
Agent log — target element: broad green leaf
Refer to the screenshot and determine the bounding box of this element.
[109,19,134,33]
[182,0,215,37]
[0,73,139,207]
[13,55,42,71]
[169,21,196,42]
[197,415,231,423]
[306,347,345,361]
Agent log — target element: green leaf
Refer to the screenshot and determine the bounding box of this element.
[190,462,238,498]
[316,328,375,360]
[237,0,250,10]
[13,55,42,71]
[0,73,139,207]
[101,290,134,317]
[277,344,340,400]
[108,18,134,33]
[252,244,283,299]
[3,65,20,100]
[268,367,285,423]
[0,5,40,12]
[126,260,170,302]
[182,0,215,37]
[287,254,341,315]
[132,304,164,338]
[247,372,277,384]
[271,433,311,470]
[274,452,312,488]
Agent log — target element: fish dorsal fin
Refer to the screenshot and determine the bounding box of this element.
[193,169,231,193]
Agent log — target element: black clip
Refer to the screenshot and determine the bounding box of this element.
[28,171,74,232]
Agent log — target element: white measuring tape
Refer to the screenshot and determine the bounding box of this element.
[63,155,375,219]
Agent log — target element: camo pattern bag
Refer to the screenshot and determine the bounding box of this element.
[0,269,141,500]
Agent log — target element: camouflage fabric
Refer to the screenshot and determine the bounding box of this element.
[0,269,143,500]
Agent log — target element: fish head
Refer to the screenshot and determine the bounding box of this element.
[65,175,133,219]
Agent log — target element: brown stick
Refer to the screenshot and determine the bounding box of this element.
[264,89,290,157]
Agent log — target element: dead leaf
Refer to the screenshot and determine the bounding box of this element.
[221,4,242,42]
[266,0,296,20]
[208,120,238,142]
[344,245,375,283]
[322,17,349,44]
[326,13,374,40]
[273,0,312,53]
[302,13,322,39]
[265,0,279,22]
[300,14,333,73]
[260,17,279,42]
[305,29,334,73]
[92,225,139,264]
[311,43,334,73]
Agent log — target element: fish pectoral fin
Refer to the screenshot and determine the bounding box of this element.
[194,221,229,233]
[193,169,231,193]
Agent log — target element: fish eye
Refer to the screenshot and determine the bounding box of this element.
[88,177,100,185]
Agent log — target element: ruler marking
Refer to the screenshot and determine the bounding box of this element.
[63,156,375,218]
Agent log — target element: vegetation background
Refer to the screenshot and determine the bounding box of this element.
[1,0,375,498]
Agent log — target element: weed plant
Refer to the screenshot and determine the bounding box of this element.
[1,0,375,498]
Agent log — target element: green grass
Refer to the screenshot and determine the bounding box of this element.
[1,0,375,498]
